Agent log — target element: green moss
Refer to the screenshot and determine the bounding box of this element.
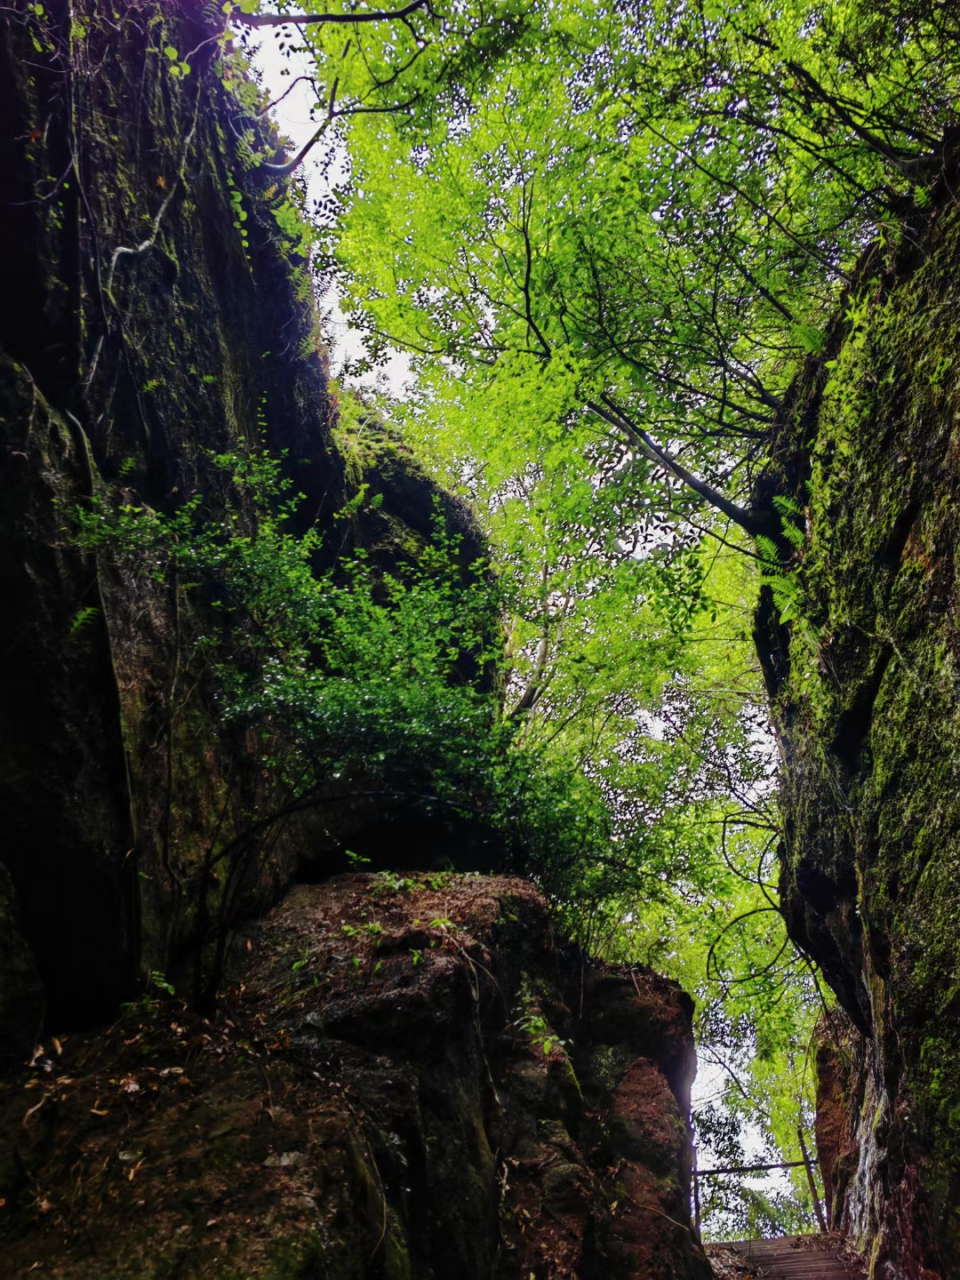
[380,1217,412,1280]
[770,203,960,1261]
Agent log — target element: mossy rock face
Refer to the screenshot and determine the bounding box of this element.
[0,875,709,1279]
[0,0,345,1031]
[760,187,960,1274]
[0,0,497,1042]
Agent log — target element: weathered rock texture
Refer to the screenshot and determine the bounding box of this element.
[757,180,960,1277]
[0,874,710,1279]
[0,0,484,1053]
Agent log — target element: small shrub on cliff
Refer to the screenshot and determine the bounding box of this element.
[71,448,626,891]
[72,447,506,808]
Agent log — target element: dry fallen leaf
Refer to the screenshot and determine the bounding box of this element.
[119,1077,140,1095]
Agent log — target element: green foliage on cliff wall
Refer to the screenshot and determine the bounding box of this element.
[71,445,627,899]
[74,449,496,800]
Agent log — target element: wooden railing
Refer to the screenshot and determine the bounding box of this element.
[692,1128,827,1241]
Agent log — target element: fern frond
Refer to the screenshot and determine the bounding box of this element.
[781,520,805,549]
[772,495,802,517]
[756,534,780,566]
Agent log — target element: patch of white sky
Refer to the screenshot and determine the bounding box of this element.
[248,23,799,1233]
[247,25,412,395]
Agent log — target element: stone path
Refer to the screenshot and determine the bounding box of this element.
[723,1236,865,1279]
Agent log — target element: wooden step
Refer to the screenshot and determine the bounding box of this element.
[720,1236,865,1279]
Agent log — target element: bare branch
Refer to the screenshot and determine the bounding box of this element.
[585,397,766,537]
[255,77,418,175]
[231,0,430,29]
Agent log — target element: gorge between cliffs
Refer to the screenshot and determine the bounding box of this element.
[2,0,960,1276]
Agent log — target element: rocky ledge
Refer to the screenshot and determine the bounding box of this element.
[0,873,709,1279]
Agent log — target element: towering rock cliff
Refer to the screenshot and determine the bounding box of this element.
[0,0,484,1057]
[758,175,960,1277]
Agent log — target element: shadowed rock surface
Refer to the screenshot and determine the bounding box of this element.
[0,874,710,1279]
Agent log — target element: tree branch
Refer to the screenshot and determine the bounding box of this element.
[254,75,418,175]
[585,397,766,537]
[231,0,430,29]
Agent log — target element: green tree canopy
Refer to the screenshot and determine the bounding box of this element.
[321,0,959,533]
